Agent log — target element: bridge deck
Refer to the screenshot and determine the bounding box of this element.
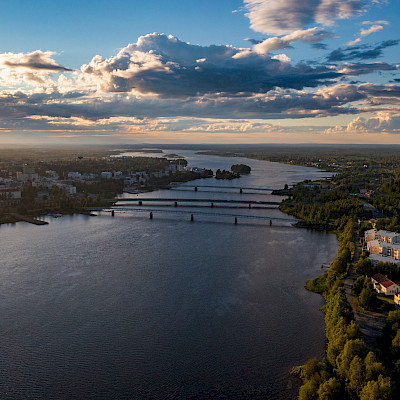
[90,207,295,222]
[114,198,281,205]
[172,184,275,191]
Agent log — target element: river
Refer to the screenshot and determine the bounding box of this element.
[0,150,338,399]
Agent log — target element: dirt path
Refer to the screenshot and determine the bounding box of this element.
[344,240,386,351]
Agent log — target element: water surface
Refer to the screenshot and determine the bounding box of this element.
[0,151,337,399]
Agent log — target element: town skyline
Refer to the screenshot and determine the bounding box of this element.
[0,0,399,144]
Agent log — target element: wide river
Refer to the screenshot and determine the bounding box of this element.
[0,150,338,399]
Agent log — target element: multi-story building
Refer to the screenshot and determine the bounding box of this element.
[365,229,400,264]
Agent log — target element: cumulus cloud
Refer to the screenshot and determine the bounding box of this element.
[80,33,341,97]
[243,0,378,35]
[0,32,399,137]
[325,112,400,134]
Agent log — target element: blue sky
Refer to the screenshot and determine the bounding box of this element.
[0,0,399,144]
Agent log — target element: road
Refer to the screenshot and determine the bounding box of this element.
[344,239,386,351]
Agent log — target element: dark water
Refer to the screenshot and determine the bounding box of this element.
[0,151,338,399]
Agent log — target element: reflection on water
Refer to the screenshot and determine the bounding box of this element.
[0,151,337,399]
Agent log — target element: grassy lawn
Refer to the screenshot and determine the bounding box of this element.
[377,293,395,305]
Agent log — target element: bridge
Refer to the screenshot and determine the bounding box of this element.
[88,207,295,224]
[113,198,281,206]
[169,183,277,193]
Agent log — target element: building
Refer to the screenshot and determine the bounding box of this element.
[394,293,400,307]
[368,253,400,266]
[371,273,400,296]
[364,229,400,244]
[0,187,21,199]
[68,172,82,179]
[101,172,113,179]
[55,183,77,196]
[365,229,400,264]
[367,239,382,255]
[17,164,39,182]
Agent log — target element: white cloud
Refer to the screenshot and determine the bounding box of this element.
[347,20,388,46]
[360,25,384,36]
[362,20,389,25]
[347,38,362,46]
[252,28,328,54]
[325,112,400,134]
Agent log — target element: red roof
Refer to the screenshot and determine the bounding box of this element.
[372,273,396,288]
[0,188,19,193]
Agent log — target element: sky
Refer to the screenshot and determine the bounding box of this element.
[0,0,399,144]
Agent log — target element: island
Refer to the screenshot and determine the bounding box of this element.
[231,164,251,174]
[215,169,240,180]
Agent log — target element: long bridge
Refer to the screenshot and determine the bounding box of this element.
[169,184,277,193]
[112,198,281,207]
[88,207,295,224]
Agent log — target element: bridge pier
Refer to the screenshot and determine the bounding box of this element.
[270,219,272,226]
[211,202,214,208]
[235,217,238,225]
[191,214,194,222]
[150,212,153,219]
[195,186,198,192]
[240,188,243,194]
[111,210,115,217]
[174,201,178,207]
[139,200,142,206]
[248,204,251,209]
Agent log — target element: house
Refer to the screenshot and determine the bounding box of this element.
[371,273,400,296]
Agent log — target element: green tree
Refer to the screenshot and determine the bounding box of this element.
[317,378,342,400]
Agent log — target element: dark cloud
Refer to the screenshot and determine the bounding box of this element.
[0,50,72,72]
[3,60,71,72]
[245,38,263,45]
[244,0,377,35]
[339,62,399,76]
[312,43,328,50]
[327,40,400,62]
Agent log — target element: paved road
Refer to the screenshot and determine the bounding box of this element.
[344,239,386,351]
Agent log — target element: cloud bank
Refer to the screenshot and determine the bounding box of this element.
[0,30,398,137]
